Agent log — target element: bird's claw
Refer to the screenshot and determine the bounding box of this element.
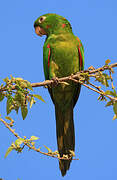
[51,77,59,87]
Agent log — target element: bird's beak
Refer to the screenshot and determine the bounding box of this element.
[34,25,46,37]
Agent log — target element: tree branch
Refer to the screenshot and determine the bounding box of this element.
[30,62,117,87]
[31,63,117,103]
[0,118,78,160]
[0,63,117,103]
[0,62,117,159]
[0,62,117,91]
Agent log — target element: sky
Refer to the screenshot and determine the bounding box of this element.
[0,0,117,179]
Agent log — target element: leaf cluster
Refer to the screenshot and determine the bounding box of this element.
[5,136,39,158]
[0,76,45,120]
[77,60,117,120]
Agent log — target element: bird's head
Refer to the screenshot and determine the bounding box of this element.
[34,13,72,37]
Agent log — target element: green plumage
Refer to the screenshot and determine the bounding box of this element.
[34,13,84,176]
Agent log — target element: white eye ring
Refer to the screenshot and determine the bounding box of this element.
[39,16,46,23]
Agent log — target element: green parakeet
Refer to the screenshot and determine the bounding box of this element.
[34,13,84,176]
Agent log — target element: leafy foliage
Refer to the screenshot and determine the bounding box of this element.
[0,76,45,120]
[80,60,117,120]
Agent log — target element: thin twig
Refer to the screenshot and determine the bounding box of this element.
[68,77,117,102]
[0,118,78,160]
[87,82,117,101]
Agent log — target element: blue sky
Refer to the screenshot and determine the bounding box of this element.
[0,0,117,179]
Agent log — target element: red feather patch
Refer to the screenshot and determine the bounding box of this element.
[76,37,83,70]
[62,24,66,28]
[78,46,82,70]
[46,25,51,29]
[47,44,51,68]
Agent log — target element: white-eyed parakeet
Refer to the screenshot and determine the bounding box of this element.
[34,13,84,176]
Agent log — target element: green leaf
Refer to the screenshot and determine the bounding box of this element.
[60,82,69,86]
[44,145,52,153]
[6,97,13,115]
[15,78,33,91]
[69,150,75,157]
[105,90,116,97]
[105,59,111,64]
[103,74,109,87]
[113,114,117,120]
[111,82,115,89]
[5,116,14,121]
[21,105,28,120]
[14,106,19,114]
[105,101,113,107]
[33,94,45,103]
[113,102,117,115]
[30,136,39,141]
[53,150,59,155]
[98,95,106,101]
[0,93,4,102]
[30,97,35,108]
[31,142,35,146]
[14,91,22,104]
[95,73,110,87]
[105,90,112,95]
[25,81,33,91]
[3,77,9,83]
[15,78,23,81]
[15,138,25,146]
[5,146,14,158]
[113,89,117,96]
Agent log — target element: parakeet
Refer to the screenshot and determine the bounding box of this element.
[34,13,84,176]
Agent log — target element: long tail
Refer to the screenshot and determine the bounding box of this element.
[55,104,75,176]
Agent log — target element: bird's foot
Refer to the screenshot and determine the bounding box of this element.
[51,77,59,87]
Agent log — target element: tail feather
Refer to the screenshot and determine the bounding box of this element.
[55,104,75,176]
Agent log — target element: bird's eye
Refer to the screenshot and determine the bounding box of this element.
[39,16,46,23]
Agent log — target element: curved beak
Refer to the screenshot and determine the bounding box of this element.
[34,23,46,37]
